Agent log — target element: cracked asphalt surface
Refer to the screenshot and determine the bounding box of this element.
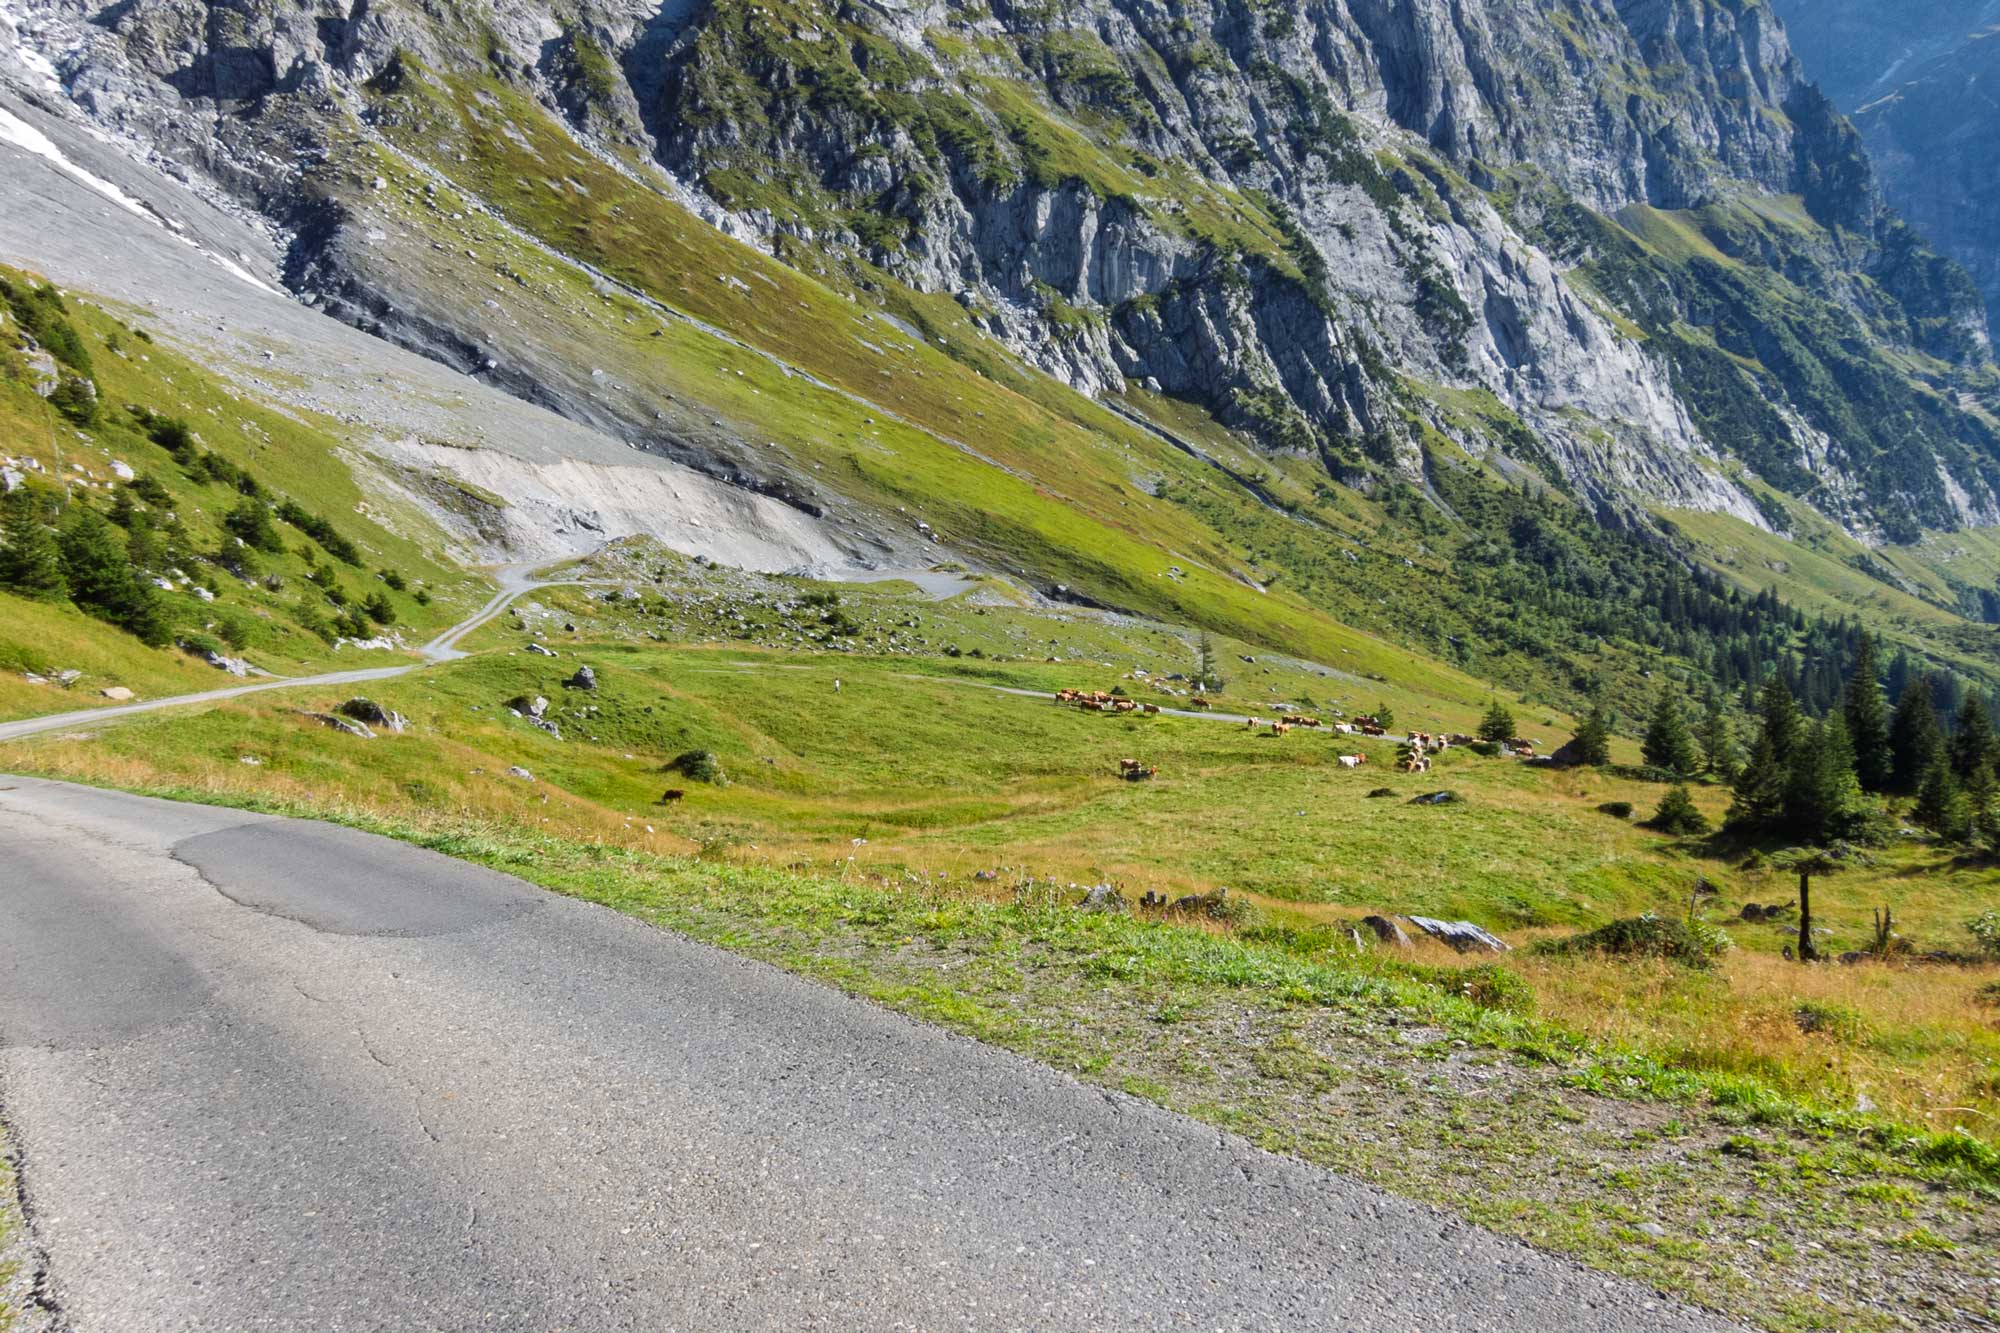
[0,776,1743,1331]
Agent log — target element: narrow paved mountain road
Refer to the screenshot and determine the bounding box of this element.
[0,565,572,744]
[0,777,1740,1332]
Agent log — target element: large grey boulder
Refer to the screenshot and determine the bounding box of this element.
[1406,916,1510,953]
[337,698,407,733]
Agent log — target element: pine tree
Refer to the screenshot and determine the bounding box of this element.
[1569,705,1613,767]
[59,506,137,617]
[1478,698,1516,743]
[1784,715,1861,845]
[1697,687,1738,781]
[1727,731,1789,831]
[1758,674,1803,765]
[1963,762,1999,850]
[1844,632,1894,793]
[1950,695,1998,781]
[1890,676,1945,795]
[0,491,69,602]
[1194,632,1225,694]
[223,498,282,554]
[1642,688,1699,776]
[1648,783,1710,836]
[58,506,171,646]
[1914,756,1966,839]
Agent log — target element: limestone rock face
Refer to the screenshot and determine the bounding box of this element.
[9,0,1998,536]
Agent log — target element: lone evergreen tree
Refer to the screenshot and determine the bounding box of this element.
[1647,783,1709,836]
[1569,705,1613,767]
[1844,632,1894,793]
[1642,688,1699,776]
[1194,632,1225,694]
[1890,676,1945,795]
[1478,698,1516,743]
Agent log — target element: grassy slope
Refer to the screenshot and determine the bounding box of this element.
[0,264,489,718]
[6,550,1994,1140]
[339,66,1524,703]
[5,583,1996,1332]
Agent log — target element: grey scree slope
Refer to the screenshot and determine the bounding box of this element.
[0,776,1742,1331]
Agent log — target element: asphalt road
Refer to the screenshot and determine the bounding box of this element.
[0,776,1739,1332]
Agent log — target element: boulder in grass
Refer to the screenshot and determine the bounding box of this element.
[1360,914,1411,948]
[1078,884,1127,913]
[565,665,598,691]
[1407,915,1509,953]
[337,698,407,733]
[303,711,374,740]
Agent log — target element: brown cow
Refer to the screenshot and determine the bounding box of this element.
[659,789,686,804]
[1190,696,1213,710]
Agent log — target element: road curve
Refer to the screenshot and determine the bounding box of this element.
[0,776,1739,1332]
[0,567,572,744]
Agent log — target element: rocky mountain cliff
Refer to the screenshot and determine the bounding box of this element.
[6,0,2000,546]
[1774,1,2000,348]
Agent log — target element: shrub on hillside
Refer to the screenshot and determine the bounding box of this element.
[1535,914,1729,968]
[1453,963,1535,1015]
[1970,911,2000,961]
[1609,764,1682,784]
[1646,784,1711,836]
[668,749,726,785]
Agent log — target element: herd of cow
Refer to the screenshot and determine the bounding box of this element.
[1055,689,1162,716]
[1057,688,1493,779]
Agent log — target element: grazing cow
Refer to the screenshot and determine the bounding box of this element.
[659,789,686,803]
[1141,703,1160,715]
[1119,758,1143,774]
[1113,699,1138,713]
[1269,721,1292,735]
[1339,755,1365,769]
[1246,717,1262,730]
[1190,696,1213,710]
[1335,723,1355,735]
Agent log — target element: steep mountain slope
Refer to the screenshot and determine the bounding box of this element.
[8,0,1998,535]
[4,0,2000,718]
[1773,1,2000,348]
